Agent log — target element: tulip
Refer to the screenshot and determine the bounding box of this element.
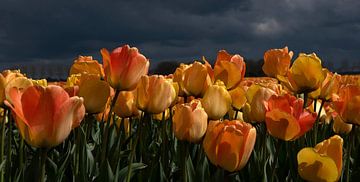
[264,94,317,141]
[173,63,190,97]
[69,56,105,77]
[182,61,212,97]
[332,85,360,125]
[78,74,110,114]
[243,85,276,122]
[332,115,352,134]
[203,119,256,172]
[214,50,246,90]
[172,99,208,143]
[114,90,140,118]
[297,135,343,182]
[228,86,247,110]
[201,80,232,120]
[0,70,24,106]
[136,75,177,114]
[287,53,325,93]
[5,85,85,148]
[308,69,340,101]
[262,46,293,78]
[101,45,149,91]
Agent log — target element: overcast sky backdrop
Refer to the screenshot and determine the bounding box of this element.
[1,0,360,74]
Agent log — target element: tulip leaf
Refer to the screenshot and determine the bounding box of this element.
[56,142,73,182]
[118,162,147,181]
[186,154,196,182]
[94,160,114,182]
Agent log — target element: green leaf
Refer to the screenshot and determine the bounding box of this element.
[0,159,5,172]
[118,163,147,181]
[186,155,195,182]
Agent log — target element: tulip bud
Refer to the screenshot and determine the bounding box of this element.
[214,50,246,90]
[136,75,177,114]
[262,46,293,78]
[203,119,256,172]
[172,99,208,143]
[182,61,212,97]
[101,45,149,91]
[201,80,232,120]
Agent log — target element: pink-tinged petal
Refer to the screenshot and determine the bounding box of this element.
[110,45,129,79]
[121,54,149,90]
[52,96,85,146]
[4,87,26,124]
[296,111,317,139]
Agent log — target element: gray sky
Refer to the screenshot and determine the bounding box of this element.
[1,0,360,73]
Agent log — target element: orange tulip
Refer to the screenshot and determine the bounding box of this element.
[297,135,343,182]
[332,115,352,134]
[262,46,293,78]
[214,50,246,90]
[264,94,317,141]
[114,90,140,118]
[136,75,177,114]
[203,119,256,172]
[5,85,85,148]
[182,61,212,97]
[173,63,190,97]
[228,86,247,110]
[101,45,149,91]
[309,69,340,101]
[172,99,208,143]
[201,80,232,120]
[69,56,105,78]
[286,53,325,93]
[332,85,360,125]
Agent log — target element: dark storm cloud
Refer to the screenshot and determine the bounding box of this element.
[0,0,359,71]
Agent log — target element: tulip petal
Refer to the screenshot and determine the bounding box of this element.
[297,148,338,182]
[265,109,300,141]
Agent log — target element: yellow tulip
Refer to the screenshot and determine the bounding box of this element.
[201,80,232,120]
[203,119,256,172]
[288,53,325,93]
[136,75,177,114]
[69,56,105,78]
[182,61,212,97]
[172,99,208,143]
[228,86,247,110]
[297,135,343,182]
[114,90,140,118]
[0,70,25,106]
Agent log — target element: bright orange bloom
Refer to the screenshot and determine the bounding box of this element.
[297,135,343,182]
[203,119,256,172]
[136,75,177,114]
[262,46,293,78]
[101,45,149,91]
[264,94,317,141]
[332,85,360,125]
[182,61,212,97]
[5,85,85,148]
[172,99,208,143]
[214,50,246,90]
[309,69,340,101]
[69,56,105,78]
[114,90,140,118]
[286,53,324,93]
[201,80,232,120]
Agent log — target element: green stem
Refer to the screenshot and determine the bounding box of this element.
[303,92,308,109]
[161,111,169,177]
[0,109,7,182]
[39,148,48,182]
[314,100,324,145]
[101,90,120,165]
[126,117,141,182]
[19,138,24,170]
[271,139,282,182]
[182,141,189,182]
[346,129,354,182]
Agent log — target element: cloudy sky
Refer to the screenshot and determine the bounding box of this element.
[1,0,360,73]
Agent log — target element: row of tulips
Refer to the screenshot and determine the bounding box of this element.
[0,45,359,181]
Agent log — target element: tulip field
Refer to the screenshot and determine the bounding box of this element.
[1,45,360,182]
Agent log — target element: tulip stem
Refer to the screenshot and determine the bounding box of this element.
[314,100,324,145]
[101,89,120,165]
[126,117,141,182]
[39,148,48,182]
[0,109,7,182]
[302,92,308,109]
[161,111,169,178]
[346,129,354,182]
[234,110,239,120]
[271,139,282,182]
[181,141,189,182]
